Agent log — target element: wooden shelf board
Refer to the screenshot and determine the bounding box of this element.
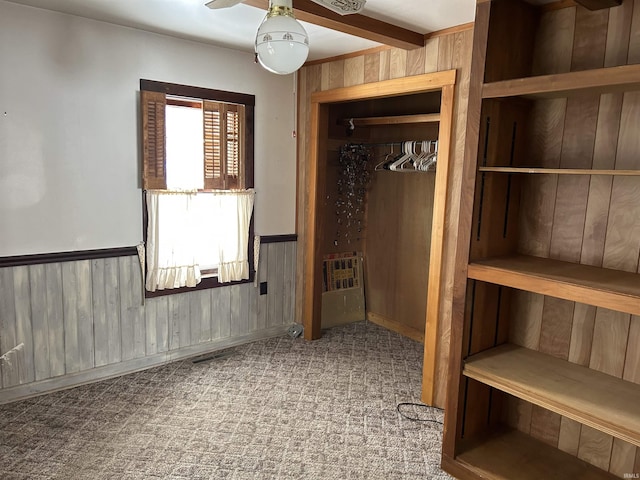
[467,255,640,316]
[463,344,640,447]
[339,113,440,126]
[453,428,618,480]
[482,63,640,99]
[478,166,640,176]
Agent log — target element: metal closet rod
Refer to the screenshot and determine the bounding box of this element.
[344,140,437,147]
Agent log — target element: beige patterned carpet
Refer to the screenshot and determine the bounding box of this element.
[0,321,452,479]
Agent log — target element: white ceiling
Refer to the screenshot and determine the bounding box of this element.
[3,0,477,61]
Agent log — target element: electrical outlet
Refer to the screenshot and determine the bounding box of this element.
[260,282,268,295]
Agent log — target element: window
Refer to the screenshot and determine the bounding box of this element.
[165,100,204,190]
[140,80,255,296]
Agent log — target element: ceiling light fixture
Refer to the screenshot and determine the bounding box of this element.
[255,0,309,75]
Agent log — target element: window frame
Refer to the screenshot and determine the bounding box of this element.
[140,79,256,298]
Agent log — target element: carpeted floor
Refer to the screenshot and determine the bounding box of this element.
[0,321,453,479]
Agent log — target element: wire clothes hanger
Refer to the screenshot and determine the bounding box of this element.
[374,143,396,171]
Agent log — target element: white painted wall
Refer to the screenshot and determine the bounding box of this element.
[0,1,297,256]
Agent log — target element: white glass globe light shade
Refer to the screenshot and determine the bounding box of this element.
[255,15,309,75]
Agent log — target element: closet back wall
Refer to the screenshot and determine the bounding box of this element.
[365,122,440,342]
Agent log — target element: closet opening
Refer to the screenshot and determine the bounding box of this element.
[303,71,457,404]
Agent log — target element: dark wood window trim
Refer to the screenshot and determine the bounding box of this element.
[140,79,255,107]
[141,79,255,191]
[144,271,255,298]
[140,79,256,298]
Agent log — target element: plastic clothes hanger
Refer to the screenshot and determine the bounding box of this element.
[396,142,422,172]
[390,141,413,171]
[414,141,431,171]
[412,141,431,171]
[421,140,438,171]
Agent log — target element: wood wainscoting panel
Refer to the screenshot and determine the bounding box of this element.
[0,240,297,405]
[92,258,116,367]
[44,263,66,377]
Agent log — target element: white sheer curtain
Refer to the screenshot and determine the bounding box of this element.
[196,190,255,282]
[145,189,255,292]
[145,191,202,292]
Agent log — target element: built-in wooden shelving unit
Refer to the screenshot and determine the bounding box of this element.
[482,63,640,99]
[450,429,618,480]
[464,344,640,447]
[478,166,640,176]
[444,1,640,478]
[467,255,640,316]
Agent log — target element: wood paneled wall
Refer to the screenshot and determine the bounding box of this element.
[0,241,296,404]
[506,2,640,476]
[296,28,473,407]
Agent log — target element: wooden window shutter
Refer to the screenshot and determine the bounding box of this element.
[141,90,167,190]
[225,104,244,190]
[203,100,225,190]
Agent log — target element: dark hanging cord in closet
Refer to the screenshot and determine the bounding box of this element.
[334,144,372,247]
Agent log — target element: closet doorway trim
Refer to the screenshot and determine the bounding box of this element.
[303,70,457,406]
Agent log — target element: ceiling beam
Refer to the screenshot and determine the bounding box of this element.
[243,0,424,50]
